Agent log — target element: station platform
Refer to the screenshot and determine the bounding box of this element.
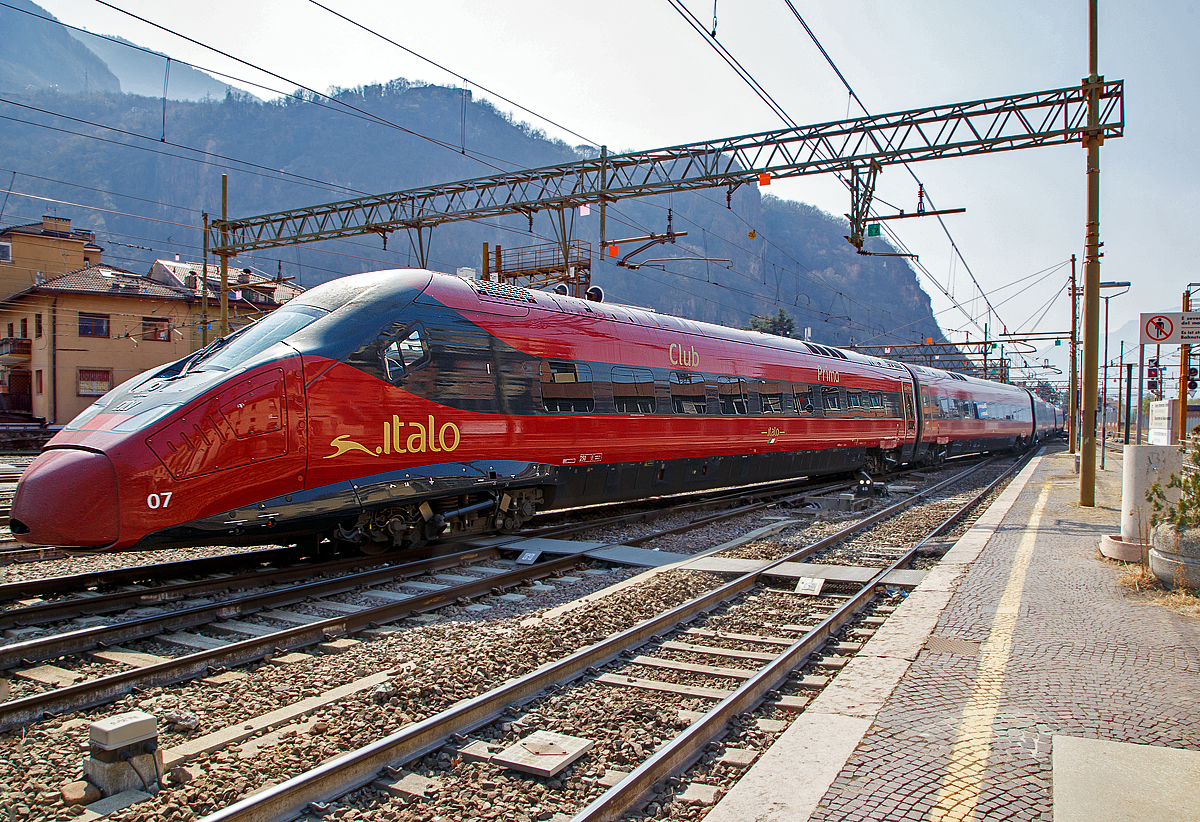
[706,444,1200,822]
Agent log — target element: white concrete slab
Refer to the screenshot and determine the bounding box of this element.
[493,730,595,777]
[805,656,913,718]
[705,714,873,822]
[586,545,688,567]
[1052,736,1200,822]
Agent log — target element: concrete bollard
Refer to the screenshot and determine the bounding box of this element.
[1099,444,1182,562]
[83,710,162,797]
[1121,444,1181,544]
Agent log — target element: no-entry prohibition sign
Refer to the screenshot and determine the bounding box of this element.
[1140,312,1200,345]
[1145,315,1173,342]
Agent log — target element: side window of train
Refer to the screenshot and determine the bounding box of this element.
[611,366,656,413]
[717,376,749,415]
[794,384,816,415]
[847,391,863,410]
[759,380,786,413]
[670,371,708,414]
[976,402,989,419]
[381,325,429,383]
[940,397,952,418]
[541,361,595,413]
[822,387,842,413]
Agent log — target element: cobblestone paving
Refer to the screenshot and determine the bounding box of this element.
[810,446,1200,821]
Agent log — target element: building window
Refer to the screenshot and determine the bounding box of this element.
[35,314,42,339]
[78,368,113,396]
[35,370,42,395]
[5,323,11,339]
[79,312,110,338]
[19,318,27,338]
[142,317,170,342]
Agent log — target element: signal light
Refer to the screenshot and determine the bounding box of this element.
[1190,368,1198,378]
[1149,368,1159,378]
[1149,358,1159,367]
[1192,381,1198,391]
[1149,380,1159,391]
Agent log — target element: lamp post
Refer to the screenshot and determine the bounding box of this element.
[1099,281,1130,469]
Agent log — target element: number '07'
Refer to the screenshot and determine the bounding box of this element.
[147,492,173,509]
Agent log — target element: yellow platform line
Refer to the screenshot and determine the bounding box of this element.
[930,482,1052,822]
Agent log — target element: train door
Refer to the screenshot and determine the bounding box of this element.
[900,381,918,460]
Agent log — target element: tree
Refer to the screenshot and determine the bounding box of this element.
[749,308,796,338]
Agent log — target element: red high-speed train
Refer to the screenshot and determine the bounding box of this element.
[10,269,1060,553]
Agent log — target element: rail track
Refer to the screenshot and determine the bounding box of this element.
[179,452,1027,822]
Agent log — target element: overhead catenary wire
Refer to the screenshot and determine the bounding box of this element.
[778,0,1006,333]
[304,0,601,148]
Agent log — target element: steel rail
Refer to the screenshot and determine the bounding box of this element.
[195,456,1007,822]
[0,547,507,670]
[571,449,1034,820]
[210,82,1123,254]
[0,544,312,603]
[0,552,400,629]
[0,549,588,732]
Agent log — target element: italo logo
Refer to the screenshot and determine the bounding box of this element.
[670,343,700,367]
[325,414,461,459]
[817,368,841,383]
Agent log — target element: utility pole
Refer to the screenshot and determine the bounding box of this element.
[201,212,209,347]
[1069,254,1078,453]
[219,174,230,338]
[1079,0,1102,506]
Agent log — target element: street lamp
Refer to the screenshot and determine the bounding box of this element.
[1099,281,1131,469]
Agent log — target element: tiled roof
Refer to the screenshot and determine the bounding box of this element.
[150,259,305,304]
[33,264,193,300]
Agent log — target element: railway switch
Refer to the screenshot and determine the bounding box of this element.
[84,710,162,797]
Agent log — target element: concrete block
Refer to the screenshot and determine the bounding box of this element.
[717,748,758,767]
[81,788,152,818]
[678,783,722,805]
[373,772,442,799]
[14,664,81,686]
[266,653,313,667]
[316,637,359,654]
[595,769,629,787]
[493,731,595,777]
[83,751,162,796]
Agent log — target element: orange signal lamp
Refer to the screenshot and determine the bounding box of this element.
[759,173,771,186]
[607,245,618,257]
[748,230,757,239]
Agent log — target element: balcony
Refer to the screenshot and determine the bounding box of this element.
[0,338,31,365]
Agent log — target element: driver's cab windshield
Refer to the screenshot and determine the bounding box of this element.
[189,305,327,372]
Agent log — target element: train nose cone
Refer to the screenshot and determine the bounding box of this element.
[10,449,119,548]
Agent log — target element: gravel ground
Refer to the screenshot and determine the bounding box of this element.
[0,457,1018,822]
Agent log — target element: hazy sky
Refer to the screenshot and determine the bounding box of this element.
[31,0,1198,365]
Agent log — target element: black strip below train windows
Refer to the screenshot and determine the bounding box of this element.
[612,366,656,413]
[541,361,594,412]
[671,371,707,414]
